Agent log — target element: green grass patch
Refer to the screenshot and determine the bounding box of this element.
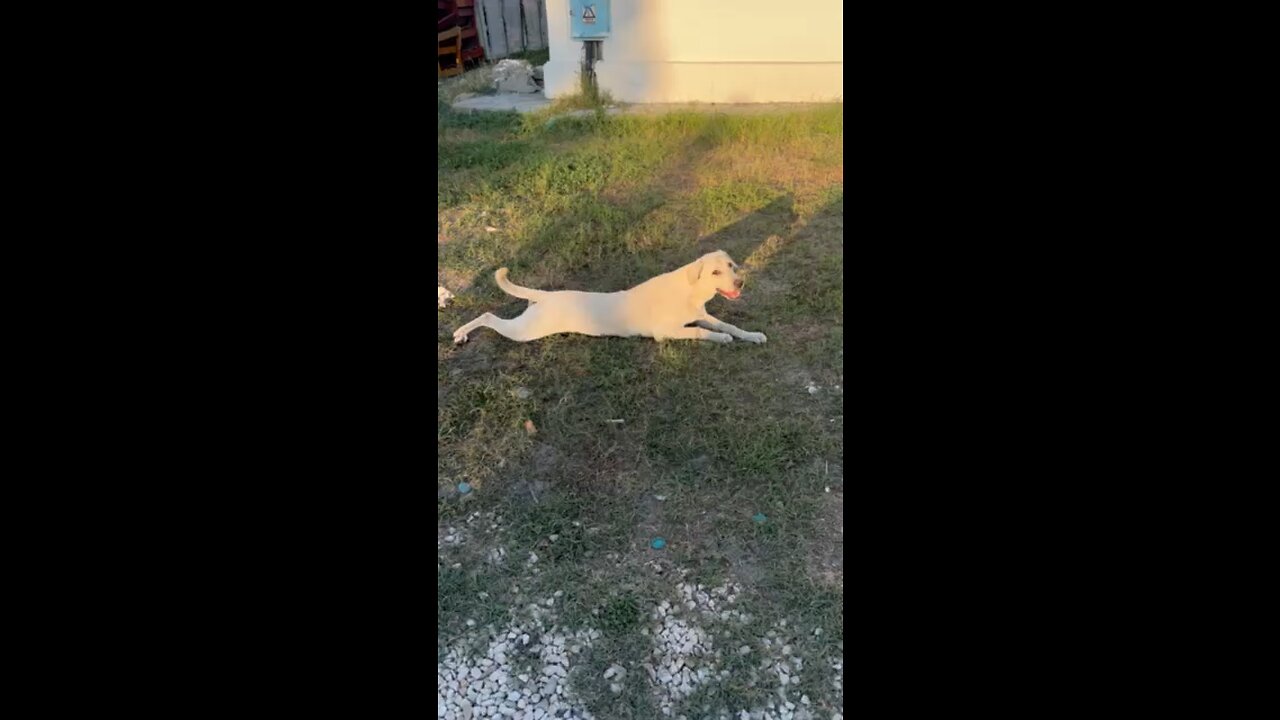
[438,96,844,718]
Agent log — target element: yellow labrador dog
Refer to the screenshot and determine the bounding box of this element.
[453,251,767,345]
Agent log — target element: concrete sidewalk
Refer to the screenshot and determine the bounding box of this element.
[451,91,839,116]
[451,92,552,114]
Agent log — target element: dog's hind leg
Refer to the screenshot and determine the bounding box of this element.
[453,309,554,344]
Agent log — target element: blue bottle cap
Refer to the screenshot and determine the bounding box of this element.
[457,482,472,494]
[651,537,666,550]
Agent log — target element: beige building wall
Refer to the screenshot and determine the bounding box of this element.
[543,0,843,103]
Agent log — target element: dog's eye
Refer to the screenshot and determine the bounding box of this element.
[711,270,722,275]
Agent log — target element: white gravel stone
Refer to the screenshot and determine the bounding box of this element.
[439,619,599,720]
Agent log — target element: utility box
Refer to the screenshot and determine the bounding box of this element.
[570,0,610,39]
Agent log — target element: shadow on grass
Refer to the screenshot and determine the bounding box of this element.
[439,110,843,504]
[438,193,814,499]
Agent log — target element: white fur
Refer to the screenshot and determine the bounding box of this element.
[453,251,768,345]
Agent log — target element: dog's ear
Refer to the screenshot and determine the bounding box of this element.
[685,259,704,284]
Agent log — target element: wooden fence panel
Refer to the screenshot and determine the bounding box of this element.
[501,0,524,57]
[521,0,545,51]
[474,1,490,59]
[474,0,548,60]
[540,0,549,47]
[480,0,508,58]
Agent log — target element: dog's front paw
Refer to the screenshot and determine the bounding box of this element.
[453,329,470,345]
[741,332,767,344]
[710,332,734,344]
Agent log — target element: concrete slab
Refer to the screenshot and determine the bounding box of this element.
[452,92,552,114]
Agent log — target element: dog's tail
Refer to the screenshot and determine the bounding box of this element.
[495,268,547,302]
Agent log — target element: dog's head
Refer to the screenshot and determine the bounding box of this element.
[685,250,745,301]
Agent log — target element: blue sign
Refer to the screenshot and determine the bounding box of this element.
[570,0,611,39]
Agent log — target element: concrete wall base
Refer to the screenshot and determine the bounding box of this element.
[547,60,842,104]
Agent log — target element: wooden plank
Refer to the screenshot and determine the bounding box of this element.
[539,0,548,49]
[473,0,490,59]
[521,0,544,51]
[502,0,525,56]
[480,0,508,58]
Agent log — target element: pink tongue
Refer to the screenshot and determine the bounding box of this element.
[719,289,740,298]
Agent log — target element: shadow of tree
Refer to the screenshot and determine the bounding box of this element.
[438,108,843,498]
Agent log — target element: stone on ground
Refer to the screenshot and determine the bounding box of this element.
[493,59,540,93]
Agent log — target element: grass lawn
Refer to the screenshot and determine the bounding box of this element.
[438,76,843,720]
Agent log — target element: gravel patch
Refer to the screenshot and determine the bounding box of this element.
[640,574,754,716]
[439,558,842,720]
[439,615,600,719]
